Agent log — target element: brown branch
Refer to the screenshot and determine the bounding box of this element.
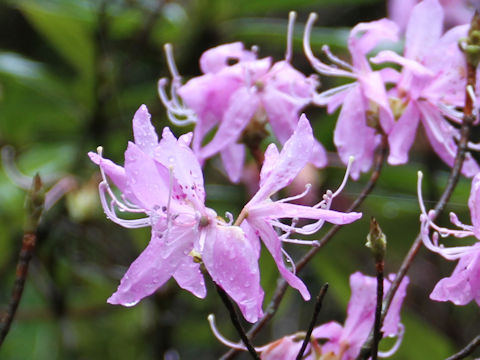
[446,334,480,360]
[215,284,260,360]
[222,134,389,359]
[296,283,329,360]
[0,175,45,347]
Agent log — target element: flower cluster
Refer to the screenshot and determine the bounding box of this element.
[89,105,361,322]
[304,0,479,179]
[210,272,409,360]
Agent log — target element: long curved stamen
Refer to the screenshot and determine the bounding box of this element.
[281,238,320,246]
[282,248,296,274]
[322,45,354,71]
[164,43,181,82]
[285,11,296,63]
[225,211,234,226]
[96,147,144,214]
[158,79,197,126]
[378,324,404,358]
[207,315,270,352]
[44,177,77,211]
[332,155,354,198]
[98,183,150,228]
[449,212,474,231]
[1,146,33,189]
[303,13,356,78]
[277,184,312,203]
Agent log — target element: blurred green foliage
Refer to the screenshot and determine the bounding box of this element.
[0,0,478,359]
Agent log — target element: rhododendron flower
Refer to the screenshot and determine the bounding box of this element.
[239,114,362,300]
[304,13,398,179]
[159,12,326,183]
[371,0,479,177]
[88,105,264,322]
[209,272,409,359]
[419,171,480,306]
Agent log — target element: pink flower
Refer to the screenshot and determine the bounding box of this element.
[313,272,409,359]
[304,14,398,179]
[371,0,479,176]
[209,272,408,359]
[88,105,264,322]
[419,171,480,306]
[159,13,326,183]
[240,114,362,300]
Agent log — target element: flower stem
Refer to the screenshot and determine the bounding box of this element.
[295,283,329,360]
[0,174,45,347]
[446,334,480,360]
[215,284,260,360]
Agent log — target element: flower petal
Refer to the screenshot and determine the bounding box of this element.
[107,227,195,306]
[220,142,246,183]
[387,101,421,165]
[199,42,256,74]
[132,104,158,155]
[173,256,206,299]
[249,202,362,225]
[199,87,260,160]
[248,218,310,300]
[469,174,480,238]
[249,114,314,203]
[202,225,264,323]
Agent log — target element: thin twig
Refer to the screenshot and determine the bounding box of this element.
[446,335,480,360]
[222,135,389,359]
[0,175,44,347]
[296,283,329,360]
[358,12,479,359]
[371,261,384,360]
[214,284,260,360]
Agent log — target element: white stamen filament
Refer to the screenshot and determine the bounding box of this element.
[285,11,296,63]
[164,43,181,82]
[98,183,151,228]
[322,45,354,72]
[303,13,356,78]
[225,211,234,226]
[277,184,312,203]
[282,238,320,246]
[378,324,405,358]
[207,315,270,352]
[332,156,354,198]
[282,248,296,274]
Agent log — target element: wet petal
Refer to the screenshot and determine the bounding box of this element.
[107,227,195,306]
[248,218,310,300]
[249,202,362,225]
[203,225,264,323]
[132,104,158,155]
[249,114,314,203]
[469,174,480,238]
[173,256,206,299]
[199,42,257,74]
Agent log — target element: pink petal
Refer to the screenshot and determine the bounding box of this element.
[220,142,246,183]
[154,127,206,206]
[173,256,206,299]
[334,85,378,180]
[199,42,256,74]
[248,218,310,300]
[261,336,303,360]
[419,101,480,177]
[199,87,260,160]
[405,0,443,61]
[107,227,195,306]
[388,0,418,32]
[132,104,158,155]
[469,174,480,238]
[249,114,314,203]
[349,18,398,70]
[249,202,362,225]
[259,143,280,188]
[202,225,264,323]
[382,274,409,336]
[387,101,421,165]
[124,142,171,210]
